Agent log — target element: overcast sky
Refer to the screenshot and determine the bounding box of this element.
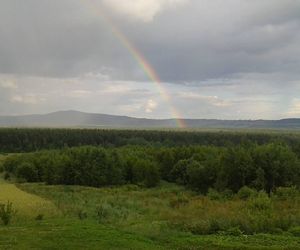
[1,0,300,119]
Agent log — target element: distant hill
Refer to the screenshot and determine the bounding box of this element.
[0,110,300,129]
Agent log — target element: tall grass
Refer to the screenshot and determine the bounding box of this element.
[18,183,300,237]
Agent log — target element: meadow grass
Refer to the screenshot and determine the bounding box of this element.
[1,218,300,250]
[0,180,59,220]
[17,183,300,233]
[12,182,300,249]
[0,179,299,249]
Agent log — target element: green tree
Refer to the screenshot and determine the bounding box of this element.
[16,162,38,182]
[252,143,300,193]
[170,159,191,185]
[187,161,209,193]
[217,147,254,192]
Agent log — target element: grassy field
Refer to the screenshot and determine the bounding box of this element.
[0,180,299,249]
[1,218,300,250]
[0,183,59,220]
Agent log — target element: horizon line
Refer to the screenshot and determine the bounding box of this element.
[0,110,299,121]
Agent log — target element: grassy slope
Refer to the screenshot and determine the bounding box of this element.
[1,219,300,250]
[0,182,298,249]
[0,180,59,220]
[0,219,163,250]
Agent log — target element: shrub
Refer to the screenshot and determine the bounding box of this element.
[273,216,294,231]
[0,201,16,225]
[96,203,111,222]
[207,188,223,201]
[208,218,225,234]
[16,162,38,182]
[77,210,88,220]
[248,191,272,212]
[222,189,234,199]
[3,156,19,173]
[237,186,257,200]
[4,172,10,180]
[275,186,299,200]
[169,195,189,208]
[35,214,44,221]
[184,221,210,235]
[124,184,139,191]
[224,226,243,236]
[289,226,300,237]
[270,228,284,235]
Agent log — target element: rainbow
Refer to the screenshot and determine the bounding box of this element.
[81,0,186,128]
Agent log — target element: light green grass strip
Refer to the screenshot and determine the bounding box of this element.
[0,181,59,218]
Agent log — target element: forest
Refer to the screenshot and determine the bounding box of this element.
[1,128,300,152]
[2,128,300,194]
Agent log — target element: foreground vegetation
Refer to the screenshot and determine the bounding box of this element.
[1,129,300,249]
[1,180,300,249]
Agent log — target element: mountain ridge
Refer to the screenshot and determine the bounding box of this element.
[0,110,299,129]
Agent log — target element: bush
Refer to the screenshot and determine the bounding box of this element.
[35,214,44,221]
[289,226,300,237]
[184,221,210,235]
[4,172,10,180]
[248,191,272,212]
[169,195,189,208]
[224,226,243,236]
[95,203,111,222]
[207,188,223,200]
[0,201,16,225]
[208,218,226,234]
[273,216,294,231]
[237,186,257,200]
[270,228,284,235]
[222,189,234,200]
[77,210,88,220]
[275,187,299,200]
[16,162,38,182]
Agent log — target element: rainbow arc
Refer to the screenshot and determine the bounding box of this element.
[81,0,186,128]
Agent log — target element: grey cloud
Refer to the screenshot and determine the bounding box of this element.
[0,73,299,119]
[126,0,300,81]
[0,0,137,78]
[0,0,300,119]
[1,0,300,82]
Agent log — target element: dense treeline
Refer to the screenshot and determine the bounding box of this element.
[1,128,300,154]
[3,143,300,193]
